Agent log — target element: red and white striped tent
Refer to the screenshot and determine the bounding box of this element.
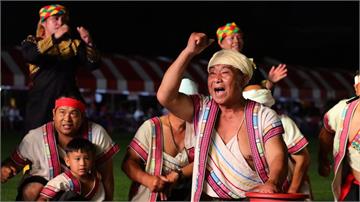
[1,47,355,101]
[257,58,355,102]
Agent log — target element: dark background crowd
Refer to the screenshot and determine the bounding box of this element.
[1,89,339,140]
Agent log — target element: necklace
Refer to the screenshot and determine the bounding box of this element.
[168,115,181,154]
[236,114,245,137]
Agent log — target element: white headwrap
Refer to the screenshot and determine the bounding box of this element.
[179,78,199,95]
[207,49,254,79]
[242,89,275,107]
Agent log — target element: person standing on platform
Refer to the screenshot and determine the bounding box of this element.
[21,4,101,132]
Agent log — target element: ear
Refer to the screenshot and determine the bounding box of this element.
[218,40,223,48]
[52,108,56,121]
[64,155,70,167]
[36,22,46,38]
[239,75,251,89]
[243,75,251,85]
[40,21,47,32]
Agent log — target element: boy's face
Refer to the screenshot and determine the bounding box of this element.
[65,150,94,177]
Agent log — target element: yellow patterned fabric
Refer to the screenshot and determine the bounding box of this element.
[37,37,81,58]
[25,36,81,75]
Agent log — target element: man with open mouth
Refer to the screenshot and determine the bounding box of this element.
[157,32,289,201]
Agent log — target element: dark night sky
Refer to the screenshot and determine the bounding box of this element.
[2,1,359,70]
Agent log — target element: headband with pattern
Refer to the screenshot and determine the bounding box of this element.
[39,4,66,22]
[216,22,241,43]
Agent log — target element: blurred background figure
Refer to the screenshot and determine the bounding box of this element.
[1,97,23,131]
[243,85,313,199]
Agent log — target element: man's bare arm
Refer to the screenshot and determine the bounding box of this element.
[288,148,310,193]
[1,158,22,183]
[97,159,114,200]
[318,127,334,177]
[253,135,288,193]
[157,32,213,122]
[121,148,168,192]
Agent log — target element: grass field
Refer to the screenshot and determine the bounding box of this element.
[1,129,334,201]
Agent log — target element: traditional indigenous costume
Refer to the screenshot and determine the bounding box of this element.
[190,94,285,201]
[11,121,119,180]
[39,170,105,201]
[21,4,100,132]
[128,117,196,201]
[11,97,119,199]
[323,98,360,201]
[243,88,312,197]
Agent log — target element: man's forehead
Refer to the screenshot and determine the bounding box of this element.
[209,64,234,71]
[225,33,242,38]
[46,14,64,20]
[56,106,81,112]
